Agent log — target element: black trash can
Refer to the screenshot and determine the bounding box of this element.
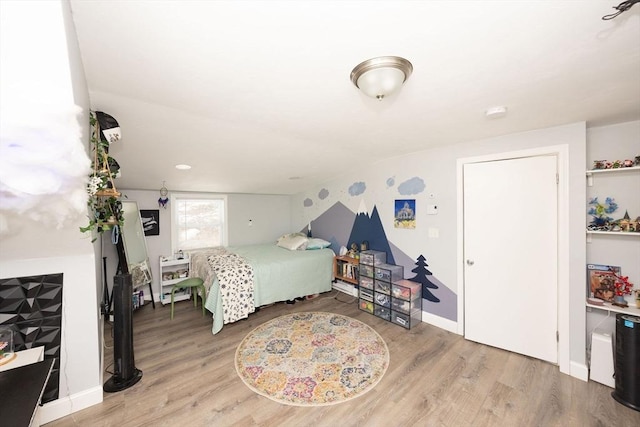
[612,313,640,412]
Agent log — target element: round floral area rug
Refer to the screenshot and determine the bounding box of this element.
[235,311,389,406]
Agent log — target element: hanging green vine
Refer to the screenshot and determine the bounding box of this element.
[80,112,124,239]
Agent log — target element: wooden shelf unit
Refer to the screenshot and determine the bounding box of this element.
[333,255,359,285]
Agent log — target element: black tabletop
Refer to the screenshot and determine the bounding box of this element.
[0,360,54,427]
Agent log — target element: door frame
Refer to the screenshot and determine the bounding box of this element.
[456,144,570,374]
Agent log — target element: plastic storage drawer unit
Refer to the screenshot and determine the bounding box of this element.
[391,298,412,314]
[359,250,387,266]
[375,293,391,308]
[392,280,421,301]
[374,305,391,321]
[359,288,374,302]
[359,300,374,314]
[375,264,403,283]
[391,310,421,329]
[360,264,374,278]
[360,276,374,290]
[374,280,391,294]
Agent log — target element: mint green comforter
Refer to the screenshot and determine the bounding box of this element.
[202,244,334,334]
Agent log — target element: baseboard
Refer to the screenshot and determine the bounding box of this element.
[38,385,103,425]
[569,360,589,382]
[421,311,458,334]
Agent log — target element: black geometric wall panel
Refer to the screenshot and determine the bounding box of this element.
[0,273,63,403]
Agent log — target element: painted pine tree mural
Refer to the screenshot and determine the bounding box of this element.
[409,254,440,302]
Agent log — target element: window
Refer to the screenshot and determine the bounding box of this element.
[171,193,227,252]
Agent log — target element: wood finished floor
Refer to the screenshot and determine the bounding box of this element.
[46,292,640,427]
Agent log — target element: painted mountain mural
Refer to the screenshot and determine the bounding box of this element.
[306,201,355,254]
[409,255,439,302]
[347,206,395,265]
[310,201,457,322]
[391,243,457,322]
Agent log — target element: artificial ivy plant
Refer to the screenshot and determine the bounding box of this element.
[80,111,123,239]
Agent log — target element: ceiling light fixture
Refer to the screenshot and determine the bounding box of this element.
[175,164,191,170]
[350,56,413,101]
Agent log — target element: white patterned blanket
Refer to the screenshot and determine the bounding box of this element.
[191,247,255,326]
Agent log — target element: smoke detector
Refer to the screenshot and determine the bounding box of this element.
[485,106,508,119]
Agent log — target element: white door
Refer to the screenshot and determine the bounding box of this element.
[463,155,558,364]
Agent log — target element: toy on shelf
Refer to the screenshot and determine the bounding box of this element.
[610,270,634,308]
[587,198,639,232]
[591,155,640,170]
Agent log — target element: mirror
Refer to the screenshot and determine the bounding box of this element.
[121,201,152,287]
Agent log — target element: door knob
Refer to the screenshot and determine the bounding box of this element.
[466,259,474,266]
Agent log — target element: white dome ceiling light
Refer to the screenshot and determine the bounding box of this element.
[350,56,413,101]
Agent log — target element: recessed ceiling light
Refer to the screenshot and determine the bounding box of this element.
[175,164,192,170]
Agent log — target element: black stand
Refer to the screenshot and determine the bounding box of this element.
[612,313,640,412]
[101,256,112,317]
[104,273,142,392]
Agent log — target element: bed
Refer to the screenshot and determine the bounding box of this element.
[190,236,334,334]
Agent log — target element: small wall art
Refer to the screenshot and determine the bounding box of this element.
[140,209,159,236]
[394,199,416,229]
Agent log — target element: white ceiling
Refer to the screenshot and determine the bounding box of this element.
[69,1,640,195]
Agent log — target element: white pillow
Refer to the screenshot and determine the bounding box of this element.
[276,234,309,250]
[306,238,331,250]
[276,232,306,244]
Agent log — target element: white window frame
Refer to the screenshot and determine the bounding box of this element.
[170,193,228,254]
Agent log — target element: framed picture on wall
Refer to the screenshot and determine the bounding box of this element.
[394,199,416,229]
[140,209,159,236]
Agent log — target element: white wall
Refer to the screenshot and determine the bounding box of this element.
[0,0,102,423]
[585,121,640,346]
[291,121,588,379]
[227,193,292,246]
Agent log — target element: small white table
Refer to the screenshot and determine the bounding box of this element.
[0,346,45,372]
